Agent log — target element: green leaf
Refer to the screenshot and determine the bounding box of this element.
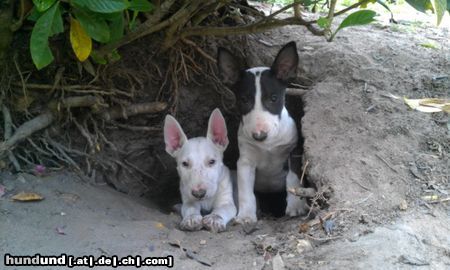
[27,7,43,21]
[128,0,154,12]
[32,0,57,12]
[335,10,377,33]
[302,0,317,6]
[405,0,433,13]
[433,0,447,25]
[376,0,393,16]
[129,10,139,30]
[96,11,123,21]
[109,14,124,42]
[361,0,377,8]
[30,2,60,69]
[90,51,107,64]
[72,0,129,13]
[74,9,110,43]
[330,10,377,41]
[50,5,64,36]
[109,50,121,62]
[317,17,330,29]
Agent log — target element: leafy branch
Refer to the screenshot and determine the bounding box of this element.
[13,0,450,69]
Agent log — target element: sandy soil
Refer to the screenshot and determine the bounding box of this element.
[1,9,450,270]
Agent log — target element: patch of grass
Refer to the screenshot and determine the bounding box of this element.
[419,41,439,49]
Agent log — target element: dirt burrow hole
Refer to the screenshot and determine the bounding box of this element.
[102,36,329,220]
[149,87,322,219]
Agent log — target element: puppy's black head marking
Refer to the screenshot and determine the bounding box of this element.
[217,42,299,118]
[234,71,256,116]
[260,70,286,117]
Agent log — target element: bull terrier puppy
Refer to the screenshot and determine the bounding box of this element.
[164,109,237,232]
[217,42,307,225]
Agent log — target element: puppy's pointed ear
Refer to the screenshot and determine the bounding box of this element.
[271,41,299,81]
[164,115,187,157]
[207,108,229,151]
[217,47,240,85]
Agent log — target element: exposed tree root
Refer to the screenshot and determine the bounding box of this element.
[100,102,167,121]
[0,111,54,157]
[1,0,331,194]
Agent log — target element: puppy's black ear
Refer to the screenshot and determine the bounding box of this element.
[217,47,240,85]
[271,41,299,81]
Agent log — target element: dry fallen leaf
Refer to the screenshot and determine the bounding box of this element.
[155,222,166,230]
[404,97,450,113]
[299,223,310,233]
[12,191,44,202]
[421,194,439,201]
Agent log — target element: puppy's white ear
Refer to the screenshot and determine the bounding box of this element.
[271,41,299,81]
[217,47,240,85]
[164,115,187,157]
[207,108,229,151]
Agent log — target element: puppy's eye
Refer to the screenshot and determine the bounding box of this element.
[208,159,216,166]
[181,161,189,167]
[270,94,278,102]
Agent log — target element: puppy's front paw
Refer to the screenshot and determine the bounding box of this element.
[234,213,257,225]
[285,195,308,217]
[234,214,258,234]
[180,214,203,231]
[203,214,226,233]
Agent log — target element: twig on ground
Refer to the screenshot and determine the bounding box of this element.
[288,187,316,198]
[300,160,309,185]
[352,178,371,191]
[304,234,342,242]
[375,154,399,173]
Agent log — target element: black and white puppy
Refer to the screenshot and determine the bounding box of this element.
[217,42,307,224]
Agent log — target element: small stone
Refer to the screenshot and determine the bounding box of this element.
[168,229,185,245]
[296,239,313,254]
[399,200,408,211]
[200,239,206,245]
[302,46,314,51]
[272,253,285,270]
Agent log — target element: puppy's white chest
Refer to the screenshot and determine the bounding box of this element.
[238,114,297,192]
[252,143,291,192]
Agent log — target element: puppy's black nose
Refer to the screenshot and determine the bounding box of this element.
[252,131,268,141]
[192,189,206,199]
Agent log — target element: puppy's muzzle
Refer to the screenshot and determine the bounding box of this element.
[191,189,206,199]
[252,131,268,141]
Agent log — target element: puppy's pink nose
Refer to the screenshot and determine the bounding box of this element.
[252,131,267,141]
[191,189,206,199]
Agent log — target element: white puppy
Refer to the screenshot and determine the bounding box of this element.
[164,109,237,232]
